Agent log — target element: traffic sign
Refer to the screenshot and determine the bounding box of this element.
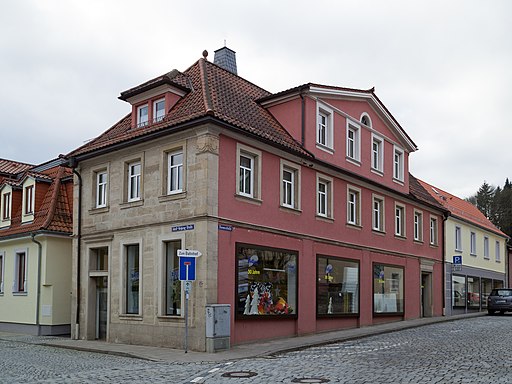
[453,255,462,265]
[179,256,196,281]
[177,249,202,258]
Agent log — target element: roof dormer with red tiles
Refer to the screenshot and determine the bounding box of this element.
[118,70,192,129]
[0,159,73,236]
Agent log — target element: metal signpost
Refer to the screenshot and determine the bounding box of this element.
[178,249,202,353]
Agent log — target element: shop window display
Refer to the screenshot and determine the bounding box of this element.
[452,275,466,307]
[237,243,297,316]
[481,278,492,309]
[373,264,404,314]
[467,276,481,308]
[317,256,359,316]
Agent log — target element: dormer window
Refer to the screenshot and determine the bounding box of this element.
[137,104,148,127]
[153,99,165,122]
[24,185,34,214]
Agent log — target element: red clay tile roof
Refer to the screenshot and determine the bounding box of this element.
[68,59,311,159]
[0,164,73,238]
[0,159,33,176]
[418,179,507,238]
[408,174,447,212]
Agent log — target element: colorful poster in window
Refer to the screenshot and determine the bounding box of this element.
[237,244,297,316]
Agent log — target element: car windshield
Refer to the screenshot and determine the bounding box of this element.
[492,290,512,297]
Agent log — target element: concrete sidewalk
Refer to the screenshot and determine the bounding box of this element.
[0,312,485,363]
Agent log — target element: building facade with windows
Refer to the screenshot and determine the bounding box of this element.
[0,158,73,335]
[67,48,446,351]
[419,180,508,315]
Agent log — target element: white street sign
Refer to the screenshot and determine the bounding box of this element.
[177,249,202,258]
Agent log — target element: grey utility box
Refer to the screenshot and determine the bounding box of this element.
[205,304,230,352]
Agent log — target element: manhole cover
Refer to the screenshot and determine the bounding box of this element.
[221,371,258,378]
[291,378,330,383]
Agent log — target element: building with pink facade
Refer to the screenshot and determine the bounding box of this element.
[67,47,447,351]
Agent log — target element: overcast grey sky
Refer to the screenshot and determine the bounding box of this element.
[1,0,510,198]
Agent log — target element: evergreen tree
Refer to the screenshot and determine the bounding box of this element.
[475,181,495,219]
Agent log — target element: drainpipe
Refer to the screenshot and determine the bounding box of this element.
[69,158,82,339]
[300,91,305,146]
[442,212,449,316]
[31,233,43,336]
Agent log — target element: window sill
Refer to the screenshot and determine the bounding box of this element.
[413,239,424,245]
[454,249,463,253]
[371,168,384,177]
[12,292,28,296]
[392,178,404,186]
[429,243,439,248]
[119,314,143,321]
[89,206,109,215]
[157,315,184,321]
[470,253,477,257]
[159,191,187,203]
[315,215,334,223]
[346,157,361,166]
[120,199,144,209]
[395,234,407,240]
[279,205,302,215]
[346,222,362,230]
[316,143,334,154]
[235,194,262,206]
[372,229,386,236]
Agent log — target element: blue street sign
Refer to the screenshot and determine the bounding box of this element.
[453,255,462,265]
[179,256,196,281]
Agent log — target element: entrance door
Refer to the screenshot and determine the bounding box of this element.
[95,276,108,340]
[421,273,432,317]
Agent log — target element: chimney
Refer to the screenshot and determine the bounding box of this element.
[213,46,237,75]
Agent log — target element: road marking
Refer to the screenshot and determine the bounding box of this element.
[190,377,204,383]
[208,368,221,373]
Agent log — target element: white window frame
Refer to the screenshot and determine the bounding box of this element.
[455,226,462,252]
[414,210,423,242]
[236,144,262,200]
[371,134,384,173]
[316,174,333,219]
[347,186,361,226]
[393,146,404,182]
[96,171,108,208]
[24,184,34,215]
[360,112,372,127]
[429,217,438,246]
[0,251,4,294]
[280,160,301,210]
[127,161,142,202]
[13,249,28,294]
[1,191,11,220]
[153,98,165,123]
[137,104,148,127]
[395,204,405,237]
[167,150,184,195]
[470,232,476,255]
[495,241,501,262]
[484,236,490,259]
[316,103,333,150]
[346,121,361,162]
[372,195,385,232]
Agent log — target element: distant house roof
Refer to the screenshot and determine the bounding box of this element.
[408,174,447,212]
[0,158,33,177]
[69,58,310,159]
[0,161,73,238]
[418,178,508,238]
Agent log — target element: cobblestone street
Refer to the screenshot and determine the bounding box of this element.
[1,315,512,383]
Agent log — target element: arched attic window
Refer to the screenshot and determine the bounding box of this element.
[360,113,372,127]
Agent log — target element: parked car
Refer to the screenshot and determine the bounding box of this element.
[487,288,512,315]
